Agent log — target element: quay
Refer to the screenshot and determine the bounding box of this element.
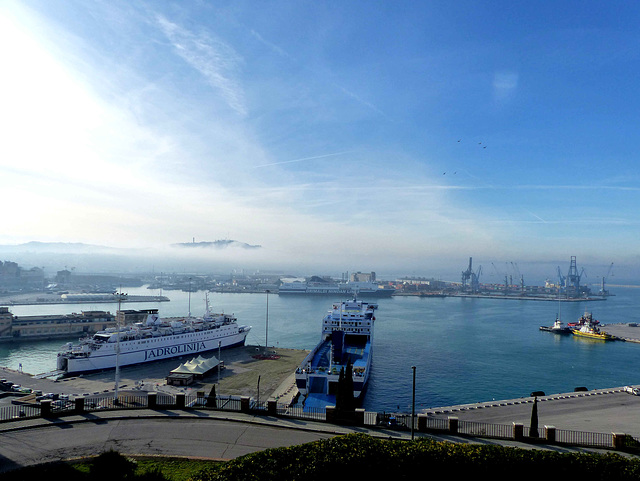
[0,293,169,306]
[600,322,640,343]
[448,293,606,302]
[0,345,309,406]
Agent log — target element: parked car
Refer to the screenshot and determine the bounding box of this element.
[624,386,640,395]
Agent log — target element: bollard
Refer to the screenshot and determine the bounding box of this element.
[513,422,523,441]
[74,397,85,414]
[545,425,556,443]
[448,416,458,435]
[148,392,157,409]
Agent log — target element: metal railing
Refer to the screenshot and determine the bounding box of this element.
[0,394,635,451]
[554,428,615,449]
[459,420,514,439]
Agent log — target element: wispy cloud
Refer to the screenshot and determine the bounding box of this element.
[250,29,291,59]
[156,14,247,116]
[253,151,353,168]
[493,70,518,104]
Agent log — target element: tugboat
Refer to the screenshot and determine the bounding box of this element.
[540,315,571,334]
[540,302,571,334]
[571,311,614,341]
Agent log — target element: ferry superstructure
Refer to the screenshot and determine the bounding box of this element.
[56,301,251,375]
[295,299,375,408]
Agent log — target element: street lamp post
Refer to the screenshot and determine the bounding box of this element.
[265,289,270,353]
[114,291,125,405]
[411,366,416,440]
[218,340,222,384]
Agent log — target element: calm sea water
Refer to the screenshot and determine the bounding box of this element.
[2,285,640,412]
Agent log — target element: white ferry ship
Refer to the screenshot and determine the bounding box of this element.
[295,299,375,409]
[56,301,251,375]
[279,280,394,297]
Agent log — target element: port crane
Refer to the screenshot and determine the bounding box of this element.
[461,257,482,293]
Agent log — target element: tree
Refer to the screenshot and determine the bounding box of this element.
[335,361,355,413]
[206,384,217,408]
[343,360,355,411]
[530,396,539,438]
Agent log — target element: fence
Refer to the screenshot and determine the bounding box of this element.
[0,392,634,451]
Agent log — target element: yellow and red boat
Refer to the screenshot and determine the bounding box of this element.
[571,312,614,341]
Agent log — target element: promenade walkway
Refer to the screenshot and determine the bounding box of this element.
[0,404,613,474]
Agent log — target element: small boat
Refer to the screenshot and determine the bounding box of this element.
[571,311,614,341]
[567,311,599,328]
[540,316,571,334]
[540,301,571,334]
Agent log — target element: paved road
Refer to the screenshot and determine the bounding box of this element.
[3,382,640,473]
[425,387,640,436]
[0,411,344,473]
[1,392,628,475]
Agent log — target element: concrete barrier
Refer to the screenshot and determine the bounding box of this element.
[74,397,85,414]
[449,416,458,434]
[513,422,523,441]
[545,425,556,443]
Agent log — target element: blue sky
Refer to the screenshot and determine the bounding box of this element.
[1,1,639,279]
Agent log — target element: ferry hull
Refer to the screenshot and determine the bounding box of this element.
[58,330,249,375]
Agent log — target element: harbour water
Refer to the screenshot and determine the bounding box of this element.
[1,285,640,413]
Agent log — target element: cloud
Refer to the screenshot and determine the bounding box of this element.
[493,70,518,104]
[250,29,291,59]
[156,14,247,117]
[252,151,354,169]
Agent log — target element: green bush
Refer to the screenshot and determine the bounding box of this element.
[192,433,640,481]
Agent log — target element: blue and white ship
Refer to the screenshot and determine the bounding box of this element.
[295,299,375,408]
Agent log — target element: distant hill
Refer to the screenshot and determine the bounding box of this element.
[171,240,262,249]
[0,240,264,274]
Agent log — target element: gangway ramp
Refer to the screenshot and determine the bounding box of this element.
[34,369,65,379]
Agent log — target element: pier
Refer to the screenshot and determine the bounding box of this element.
[0,293,169,306]
[0,345,309,406]
[599,323,640,343]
